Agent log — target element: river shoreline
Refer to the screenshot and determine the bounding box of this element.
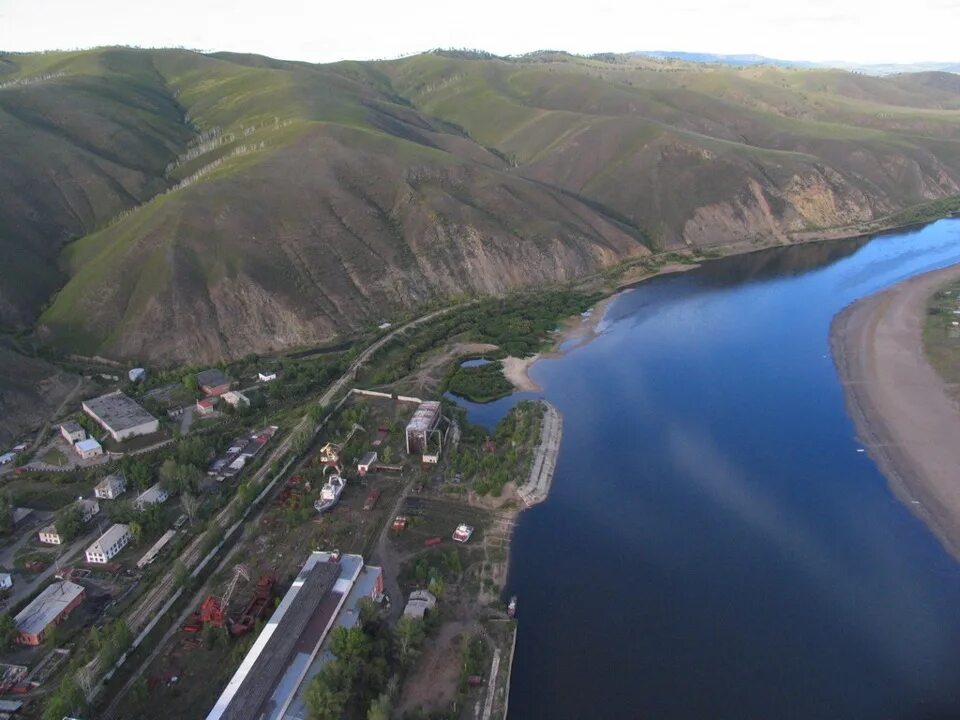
[831,261,960,560]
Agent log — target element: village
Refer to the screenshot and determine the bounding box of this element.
[0,314,560,720]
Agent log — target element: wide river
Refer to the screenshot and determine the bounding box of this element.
[455,219,960,719]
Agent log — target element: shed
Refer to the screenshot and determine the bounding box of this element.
[74,438,103,459]
[357,451,378,475]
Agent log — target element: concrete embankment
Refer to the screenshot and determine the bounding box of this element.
[517,402,562,507]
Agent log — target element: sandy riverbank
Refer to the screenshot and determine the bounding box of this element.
[831,262,960,558]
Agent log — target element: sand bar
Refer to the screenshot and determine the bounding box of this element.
[831,262,960,558]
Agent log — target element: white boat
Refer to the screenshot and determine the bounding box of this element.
[314,475,347,513]
[452,524,474,543]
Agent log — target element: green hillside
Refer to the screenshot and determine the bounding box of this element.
[0,48,958,362]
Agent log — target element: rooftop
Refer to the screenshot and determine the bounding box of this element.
[75,438,101,453]
[197,368,230,388]
[96,473,126,490]
[358,451,378,466]
[87,523,129,555]
[136,484,166,503]
[60,421,83,433]
[83,392,157,432]
[406,401,442,433]
[14,581,84,636]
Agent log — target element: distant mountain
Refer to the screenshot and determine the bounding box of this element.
[634,50,960,76]
[1,48,960,365]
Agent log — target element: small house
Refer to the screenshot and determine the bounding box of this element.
[196,397,217,416]
[59,421,86,445]
[197,368,231,396]
[95,473,127,500]
[0,452,15,465]
[222,390,249,408]
[403,589,437,619]
[39,525,62,545]
[134,483,169,511]
[85,524,131,564]
[0,573,13,590]
[128,367,147,383]
[258,371,277,382]
[74,438,103,460]
[357,451,378,476]
[76,498,100,523]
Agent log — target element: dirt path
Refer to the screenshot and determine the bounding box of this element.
[831,262,960,559]
[397,620,473,714]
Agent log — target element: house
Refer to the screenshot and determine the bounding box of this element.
[403,589,437,619]
[196,398,218,416]
[39,525,62,545]
[95,473,127,500]
[82,391,159,442]
[357,451,378,475]
[76,498,100,523]
[128,367,147,383]
[197,368,231,396]
[14,580,85,645]
[0,452,15,465]
[59,421,86,445]
[222,391,249,408]
[134,483,169,511]
[0,573,13,590]
[74,438,103,460]
[85,524,131,564]
[257,371,277,382]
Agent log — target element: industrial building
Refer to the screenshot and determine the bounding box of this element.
[82,391,159,442]
[85,523,131,564]
[74,438,103,459]
[95,473,127,500]
[14,581,85,645]
[205,551,383,720]
[134,483,169,511]
[405,400,442,454]
[59,421,86,445]
[197,368,232,396]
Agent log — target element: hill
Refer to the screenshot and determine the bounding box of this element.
[2,48,959,363]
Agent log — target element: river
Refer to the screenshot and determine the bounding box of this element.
[454,219,960,719]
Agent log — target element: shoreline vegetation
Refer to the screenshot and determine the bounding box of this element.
[831,261,960,559]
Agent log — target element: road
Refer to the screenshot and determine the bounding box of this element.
[3,524,100,608]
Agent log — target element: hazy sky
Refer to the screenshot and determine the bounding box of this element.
[0,0,957,65]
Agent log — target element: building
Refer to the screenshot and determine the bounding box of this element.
[357,451,378,475]
[76,498,100,523]
[403,589,437,619]
[38,525,62,545]
[14,581,85,645]
[59,421,86,445]
[207,427,277,482]
[222,391,250,408]
[258,371,277,382]
[128,367,147,383]
[196,398,217,416]
[74,438,103,460]
[0,573,12,590]
[85,524,131,564]
[405,401,442,454]
[134,483,169,511]
[206,552,383,720]
[82,392,159,442]
[0,452,15,465]
[136,529,177,569]
[197,368,231,396]
[95,473,127,500]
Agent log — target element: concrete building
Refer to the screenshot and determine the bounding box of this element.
[76,498,100,523]
[405,401,442,454]
[82,392,159,442]
[403,589,437,619]
[0,573,12,590]
[14,581,85,645]
[357,451,378,475]
[196,397,217,416]
[258,371,277,382]
[38,525,62,545]
[222,391,250,408]
[74,438,103,460]
[206,551,383,720]
[197,368,231,396]
[59,421,86,445]
[134,483,169,511]
[85,524,131,564]
[95,473,127,500]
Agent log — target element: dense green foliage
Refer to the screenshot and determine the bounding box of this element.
[444,361,513,402]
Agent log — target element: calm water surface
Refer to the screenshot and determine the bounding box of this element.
[459,220,960,719]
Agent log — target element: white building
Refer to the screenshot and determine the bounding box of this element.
[134,483,169,511]
[0,452,15,465]
[357,451,378,475]
[95,473,127,500]
[74,438,103,460]
[128,367,147,383]
[0,573,13,590]
[222,391,250,408]
[257,371,277,382]
[85,524,131,564]
[39,525,62,545]
[82,391,159,442]
[76,498,100,523]
[59,421,86,445]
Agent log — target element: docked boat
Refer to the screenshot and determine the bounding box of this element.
[507,595,517,618]
[452,523,474,543]
[314,474,347,513]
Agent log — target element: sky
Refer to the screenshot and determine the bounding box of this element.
[0,0,958,65]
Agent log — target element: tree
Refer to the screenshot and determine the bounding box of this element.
[158,458,179,492]
[177,464,202,494]
[173,560,190,588]
[181,493,200,525]
[129,521,143,546]
[0,494,12,535]
[305,663,349,720]
[393,616,425,668]
[42,675,86,720]
[55,505,84,542]
[183,374,199,393]
[0,614,17,649]
[125,460,152,490]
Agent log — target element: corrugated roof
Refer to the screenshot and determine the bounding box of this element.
[87,524,129,555]
[406,401,441,433]
[14,581,83,636]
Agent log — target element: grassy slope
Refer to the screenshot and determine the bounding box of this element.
[6,48,960,364]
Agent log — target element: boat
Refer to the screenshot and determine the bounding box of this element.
[507,595,517,618]
[452,523,474,543]
[314,475,347,513]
